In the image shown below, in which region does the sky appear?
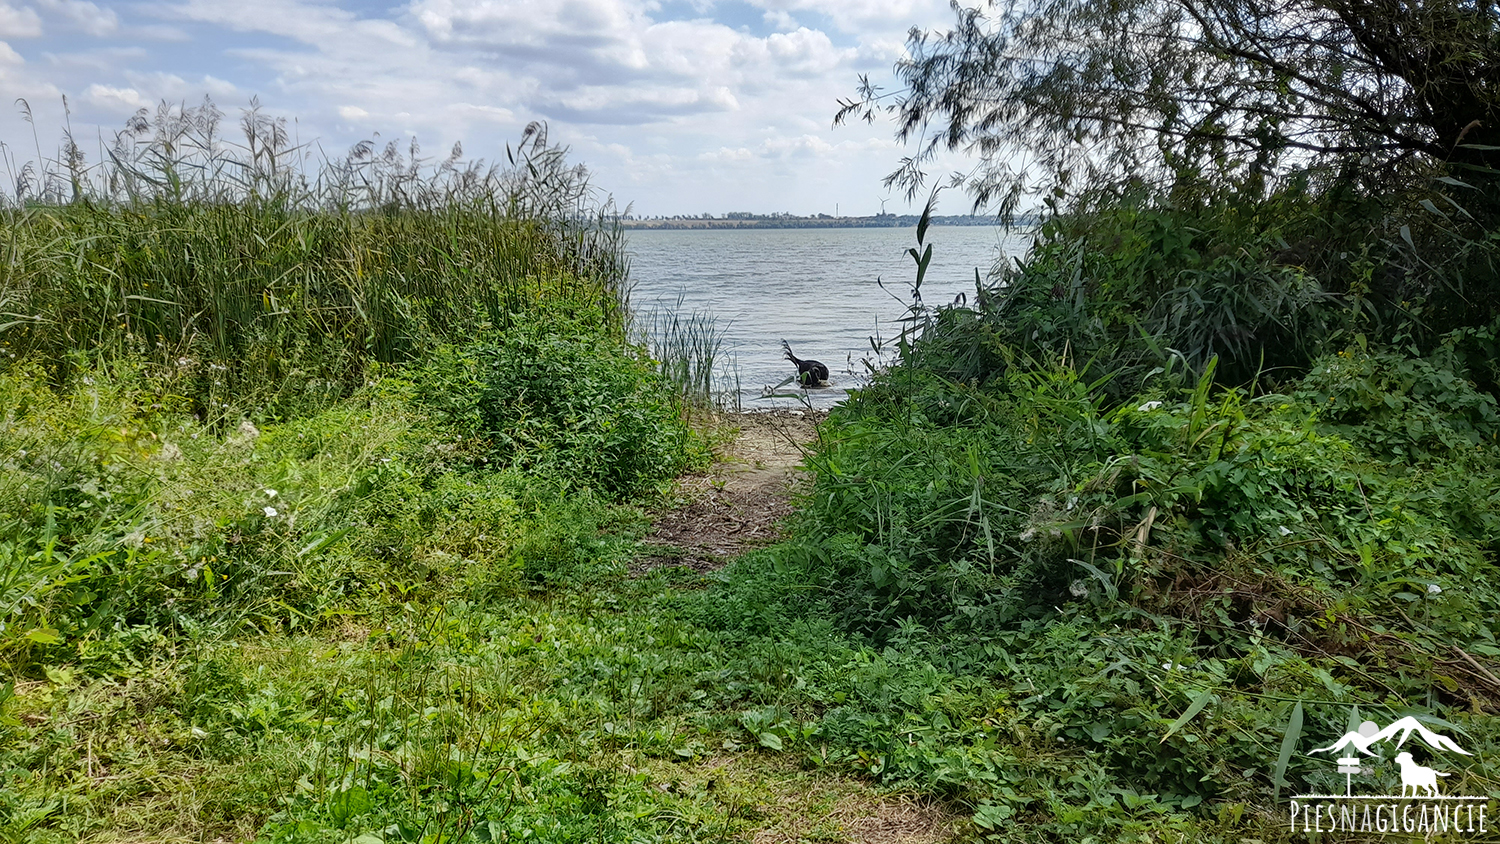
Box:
[0,0,978,217]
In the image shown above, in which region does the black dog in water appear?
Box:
[782,340,830,387]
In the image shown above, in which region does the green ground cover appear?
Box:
[5,101,1500,843]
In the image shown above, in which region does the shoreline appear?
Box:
[620,214,1029,230]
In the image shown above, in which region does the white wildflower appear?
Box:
[1137,401,1163,412]
[264,488,278,498]
[263,506,278,518]
[1427,584,1442,595]
[1277,525,1292,536]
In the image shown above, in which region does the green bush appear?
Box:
[453,310,696,500]
[1293,339,1500,460]
[0,327,678,672]
[901,194,1341,395]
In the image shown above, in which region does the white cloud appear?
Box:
[37,0,117,35]
[764,27,851,75]
[449,102,515,122]
[699,133,896,164]
[0,0,970,215]
[83,83,148,111]
[77,69,240,105]
[131,22,191,40]
[0,2,42,37]
[0,37,60,108]
[699,145,757,163]
[412,0,651,46]
[201,74,237,96]
[123,69,183,89]
[763,8,796,31]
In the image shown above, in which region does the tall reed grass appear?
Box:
[1,98,629,415]
[637,298,740,412]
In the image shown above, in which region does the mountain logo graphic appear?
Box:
[1310,716,1472,762]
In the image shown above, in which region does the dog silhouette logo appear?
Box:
[1394,751,1450,798]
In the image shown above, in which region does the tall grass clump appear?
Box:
[0,99,629,417]
[636,298,739,413]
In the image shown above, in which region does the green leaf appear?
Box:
[1072,558,1119,601]
[1161,688,1215,742]
[328,785,372,826]
[916,193,937,245]
[24,628,60,644]
[758,732,783,751]
[1272,701,1304,801]
[297,527,350,558]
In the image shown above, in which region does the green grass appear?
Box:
[8,99,1500,844]
[689,210,1500,840]
[0,224,920,841]
[2,577,961,843]
[0,349,947,841]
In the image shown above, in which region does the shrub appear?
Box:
[1293,338,1500,461]
[457,309,696,500]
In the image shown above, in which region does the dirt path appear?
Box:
[634,410,959,843]
[634,409,824,575]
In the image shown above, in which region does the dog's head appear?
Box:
[1395,752,1414,764]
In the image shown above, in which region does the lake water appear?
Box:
[626,226,1034,410]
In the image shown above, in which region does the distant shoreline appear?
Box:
[619,214,1031,230]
